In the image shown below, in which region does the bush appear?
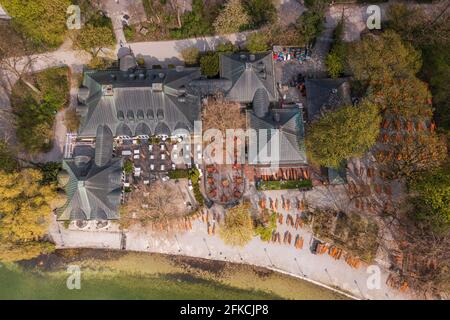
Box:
[257,180,312,191]
[200,52,220,77]
[181,47,200,65]
[326,51,344,78]
[246,32,269,53]
[255,210,277,241]
[168,169,190,179]
[216,41,238,53]
[123,160,133,174]
[170,0,215,39]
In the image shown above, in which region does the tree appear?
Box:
[2,0,70,49]
[243,0,277,29]
[213,0,250,34]
[0,140,18,173]
[120,181,188,230]
[368,77,433,118]
[181,47,200,65]
[0,169,57,262]
[246,32,269,53]
[296,10,324,45]
[326,52,344,79]
[306,100,381,168]
[200,52,220,77]
[73,25,115,58]
[219,202,254,247]
[409,164,450,233]
[202,94,246,134]
[347,30,422,83]
[376,132,447,180]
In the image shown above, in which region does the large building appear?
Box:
[60,50,308,221]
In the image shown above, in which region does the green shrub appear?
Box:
[255,210,277,241]
[257,179,313,190]
[246,32,269,53]
[244,0,277,29]
[168,169,190,179]
[181,47,200,65]
[0,140,18,173]
[123,160,133,174]
[200,52,220,77]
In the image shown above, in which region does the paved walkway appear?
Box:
[49,190,413,301]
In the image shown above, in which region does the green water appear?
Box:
[0,265,280,300]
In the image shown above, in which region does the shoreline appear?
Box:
[11,248,349,300]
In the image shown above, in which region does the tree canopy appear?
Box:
[0,169,57,262]
[243,0,277,29]
[409,164,450,233]
[246,32,270,53]
[219,202,254,247]
[213,0,250,34]
[347,30,422,83]
[306,101,381,168]
[73,25,115,58]
[2,0,70,49]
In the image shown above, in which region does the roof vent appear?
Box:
[273,112,280,123]
[110,74,117,81]
[158,72,165,79]
[240,54,247,61]
[175,65,184,72]
[178,95,186,103]
[331,88,338,94]
[129,73,135,80]
[138,72,145,80]
[245,62,252,69]
[249,54,255,61]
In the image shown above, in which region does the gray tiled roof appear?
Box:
[305,78,351,121]
[77,67,202,137]
[220,52,278,103]
[247,107,307,166]
[57,154,123,220]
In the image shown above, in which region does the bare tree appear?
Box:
[202,94,246,134]
[120,181,188,230]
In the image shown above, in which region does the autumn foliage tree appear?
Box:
[0,169,57,262]
[219,202,254,247]
[213,0,250,34]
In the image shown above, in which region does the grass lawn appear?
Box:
[257,179,313,191]
[10,67,69,154]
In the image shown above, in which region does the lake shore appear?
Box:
[3,249,349,300]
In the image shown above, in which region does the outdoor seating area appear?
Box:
[273,46,310,63]
[115,136,191,189]
[205,164,245,204]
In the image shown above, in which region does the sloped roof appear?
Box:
[78,67,202,137]
[220,52,278,103]
[247,107,307,166]
[57,155,123,220]
[305,78,351,121]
